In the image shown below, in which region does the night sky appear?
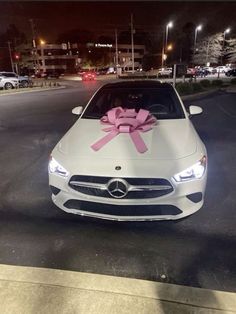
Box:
[1,1,236,42]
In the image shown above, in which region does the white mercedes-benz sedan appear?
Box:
[49,81,207,221]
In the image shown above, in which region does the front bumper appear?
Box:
[49,172,207,221]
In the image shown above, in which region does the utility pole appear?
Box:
[115,29,119,77]
[206,38,210,66]
[130,14,135,73]
[29,18,39,73]
[7,41,14,72]
[161,30,165,68]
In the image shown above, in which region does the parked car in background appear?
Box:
[0,76,19,89]
[187,68,196,76]
[203,66,214,73]
[157,67,172,77]
[0,72,31,87]
[195,68,210,77]
[95,67,109,75]
[215,66,231,73]
[225,68,236,77]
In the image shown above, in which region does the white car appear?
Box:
[157,67,172,77]
[215,66,231,73]
[0,76,19,89]
[49,81,207,221]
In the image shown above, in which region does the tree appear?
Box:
[0,24,27,71]
[178,22,195,64]
[192,33,223,65]
[225,38,236,63]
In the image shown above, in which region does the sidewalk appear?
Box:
[0,264,235,314]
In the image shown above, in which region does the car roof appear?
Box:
[102,80,173,90]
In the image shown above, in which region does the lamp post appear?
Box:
[40,39,46,74]
[193,25,202,65]
[165,22,173,50]
[162,21,173,67]
[221,28,230,65]
[194,25,202,52]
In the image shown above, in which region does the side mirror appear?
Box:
[189,105,203,116]
[72,106,83,116]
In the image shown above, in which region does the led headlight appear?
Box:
[49,157,69,177]
[173,156,206,182]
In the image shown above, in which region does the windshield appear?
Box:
[82,87,185,120]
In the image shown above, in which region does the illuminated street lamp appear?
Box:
[162,21,173,67]
[221,28,231,65]
[223,28,231,41]
[165,21,173,50]
[194,25,202,51]
[39,39,46,73]
[167,44,173,51]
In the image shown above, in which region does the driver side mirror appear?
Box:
[189,105,203,117]
[72,106,83,115]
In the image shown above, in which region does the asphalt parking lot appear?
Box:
[0,82,235,292]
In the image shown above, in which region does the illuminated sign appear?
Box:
[95,43,113,48]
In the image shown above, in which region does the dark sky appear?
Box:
[1,1,236,42]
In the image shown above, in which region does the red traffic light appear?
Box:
[15,54,20,60]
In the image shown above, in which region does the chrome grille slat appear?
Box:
[129,185,171,191]
[70,181,107,190]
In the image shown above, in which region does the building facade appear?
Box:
[18,42,146,74]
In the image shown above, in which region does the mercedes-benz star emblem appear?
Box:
[107,178,129,199]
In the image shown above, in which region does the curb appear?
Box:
[0,86,66,97]
[181,88,220,101]
[0,264,235,313]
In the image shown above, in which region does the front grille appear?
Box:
[69,175,173,199]
[64,200,181,216]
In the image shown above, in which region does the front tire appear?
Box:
[21,80,29,88]
[4,82,13,90]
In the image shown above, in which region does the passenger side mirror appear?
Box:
[72,106,83,116]
[189,105,203,116]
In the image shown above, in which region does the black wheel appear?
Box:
[21,80,29,88]
[4,82,13,90]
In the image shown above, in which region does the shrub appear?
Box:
[231,78,236,85]
[211,79,223,87]
[200,79,211,88]
[176,82,193,95]
[192,82,203,93]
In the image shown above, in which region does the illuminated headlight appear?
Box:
[49,157,69,177]
[173,156,207,182]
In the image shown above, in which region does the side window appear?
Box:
[7,73,17,78]
[5,73,15,77]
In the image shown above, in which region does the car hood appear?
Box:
[57,118,197,160]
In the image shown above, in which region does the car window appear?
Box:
[83,87,185,120]
[1,73,16,78]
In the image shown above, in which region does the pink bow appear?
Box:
[91,107,156,153]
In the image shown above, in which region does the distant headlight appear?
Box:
[49,157,69,177]
[173,156,207,182]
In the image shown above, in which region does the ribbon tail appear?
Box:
[130,131,148,153]
[91,130,119,151]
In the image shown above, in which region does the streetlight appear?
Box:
[39,39,46,73]
[194,25,202,51]
[165,21,173,50]
[221,28,231,65]
[167,44,173,51]
[162,21,173,67]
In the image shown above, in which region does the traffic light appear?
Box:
[14,53,20,60]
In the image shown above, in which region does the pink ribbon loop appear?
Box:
[91,107,157,153]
